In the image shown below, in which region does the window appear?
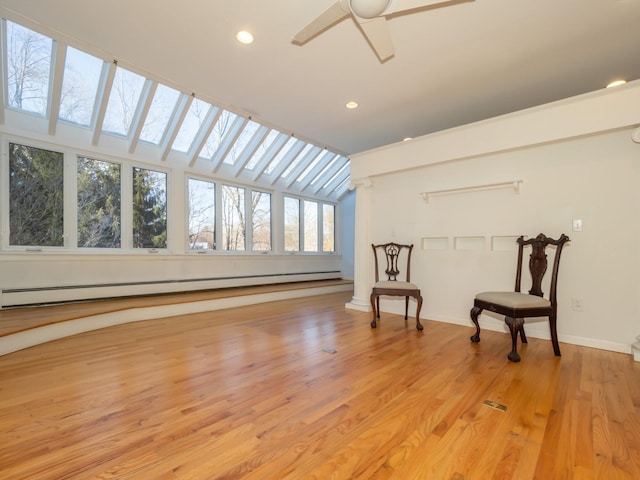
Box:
[223,120,260,165]
[77,157,121,248]
[9,143,64,246]
[172,97,211,153]
[202,110,239,159]
[102,66,146,136]
[245,129,280,170]
[5,21,53,116]
[221,184,245,251]
[132,167,167,248]
[188,178,215,250]
[265,136,297,175]
[251,191,271,251]
[284,197,334,254]
[0,17,349,256]
[60,47,103,126]
[284,197,300,252]
[303,200,318,252]
[323,204,335,252]
[140,84,181,144]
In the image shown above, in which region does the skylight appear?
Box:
[0,15,351,202]
[223,120,260,165]
[245,129,281,170]
[59,47,103,127]
[140,84,181,144]
[172,97,212,152]
[102,66,146,136]
[265,136,298,175]
[5,20,52,116]
[202,110,239,159]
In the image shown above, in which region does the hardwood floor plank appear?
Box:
[1,291,639,479]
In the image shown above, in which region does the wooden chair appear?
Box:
[470,233,570,362]
[370,242,423,330]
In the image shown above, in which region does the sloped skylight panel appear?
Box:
[223,120,260,165]
[245,129,280,170]
[282,143,314,178]
[323,160,349,188]
[297,150,335,183]
[265,136,297,175]
[102,66,145,136]
[201,109,238,158]
[5,20,52,116]
[140,84,181,144]
[59,46,103,127]
[172,97,212,153]
[310,154,341,185]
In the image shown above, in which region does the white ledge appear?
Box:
[420,180,522,203]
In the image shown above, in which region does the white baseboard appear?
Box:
[427,312,633,355]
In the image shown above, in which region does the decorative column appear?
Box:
[345,177,373,312]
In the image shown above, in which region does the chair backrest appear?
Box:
[372,242,414,283]
[514,233,570,305]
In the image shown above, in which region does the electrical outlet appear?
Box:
[572,219,583,232]
[572,297,584,311]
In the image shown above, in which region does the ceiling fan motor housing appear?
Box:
[348,0,393,19]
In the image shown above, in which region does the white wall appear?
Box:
[0,253,343,306]
[349,82,640,354]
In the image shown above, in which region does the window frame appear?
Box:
[283,194,337,255]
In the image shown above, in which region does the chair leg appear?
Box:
[404,296,409,320]
[518,324,528,344]
[376,297,381,319]
[470,307,482,342]
[549,314,561,356]
[370,293,377,328]
[415,294,423,331]
[505,316,523,362]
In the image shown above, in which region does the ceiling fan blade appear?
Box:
[358,16,395,62]
[391,0,474,15]
[292,2,350,44]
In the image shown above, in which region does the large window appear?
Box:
[323,204,335,252]
[5,21,52,116]
[284,196,335,253]
[132,167,167,248]
[303,200,318,252]
[102,66,146,136]
[60,47,103,126]
[77,157,121,248]
[251,191,271,251]
[0,20,342,256]
[221,184,246,251]
[188,178,215,250]
[284,197,300,252]
[9,143,64,246]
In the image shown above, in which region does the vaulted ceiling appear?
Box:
[2,0,639,156]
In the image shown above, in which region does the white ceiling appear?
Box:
[1,0,639,156]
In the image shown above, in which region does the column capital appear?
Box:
[348,177,372,190]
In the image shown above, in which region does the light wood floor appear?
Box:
[0,291,639,479]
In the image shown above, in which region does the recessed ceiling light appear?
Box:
[345,101,358,109]
[606,79,626,88]
[403,137,412,142]
[236,30,254,44]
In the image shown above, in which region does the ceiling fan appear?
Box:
[293,0,473,63]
